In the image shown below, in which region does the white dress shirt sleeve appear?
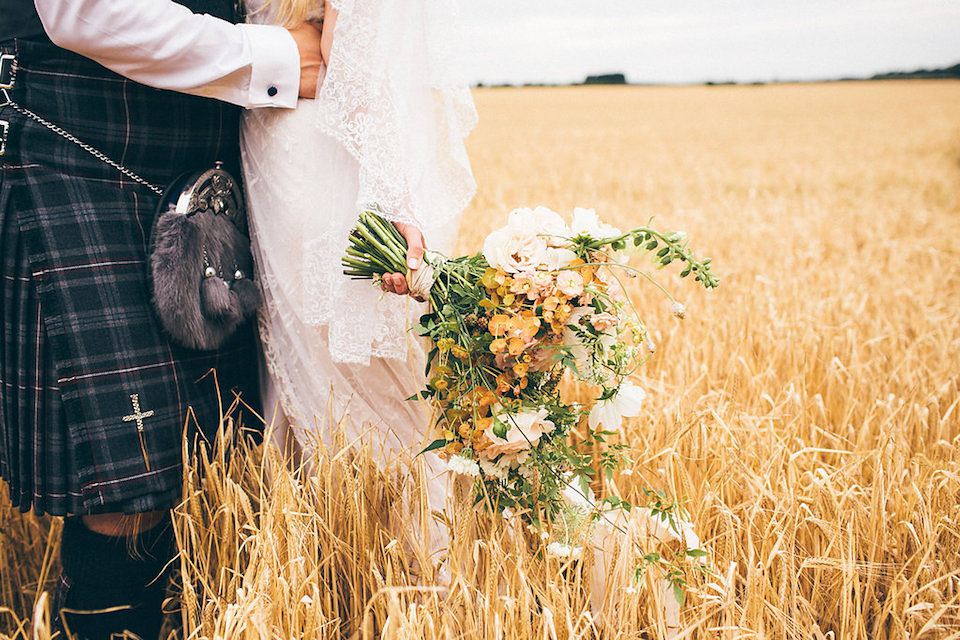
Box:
[34,0,300,109]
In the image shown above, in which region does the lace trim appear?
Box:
[319,0,477,233]
[243,0,475,365]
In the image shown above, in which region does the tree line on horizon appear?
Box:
[474,62,960,88]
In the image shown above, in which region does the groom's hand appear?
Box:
[382,222,426,301]
[287,22,324,98]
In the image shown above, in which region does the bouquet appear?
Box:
[342,206,717,525]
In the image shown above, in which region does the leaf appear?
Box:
[492,415,508,439]
[578,474,591,499]
[672,582,685,606]
[559,354,581,376]
[418,439,447,456]
[424,347,439,376]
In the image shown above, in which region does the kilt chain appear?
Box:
[1,87,164,196]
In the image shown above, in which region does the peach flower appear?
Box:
[555,271,585,298]
[480,407,555,460]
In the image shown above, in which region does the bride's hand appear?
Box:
[382,223,426,301]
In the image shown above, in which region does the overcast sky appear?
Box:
[457,1,960,85]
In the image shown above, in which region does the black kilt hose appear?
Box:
[0,35,260,516]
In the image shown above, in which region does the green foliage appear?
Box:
[341,210,718,528]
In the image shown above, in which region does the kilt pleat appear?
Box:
[1,183,75,514]
[0,37,259,516]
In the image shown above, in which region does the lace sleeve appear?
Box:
[317,0,477,234]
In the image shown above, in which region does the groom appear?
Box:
[0,1,322,638]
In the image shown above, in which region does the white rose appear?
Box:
[482,226,548,274]
[533,206,573,247]
[543,247,578,270]
[485,206,580,274]
[508,206,571,247]
[571,207,621,240]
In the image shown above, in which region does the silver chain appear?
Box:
[1,87,164,196]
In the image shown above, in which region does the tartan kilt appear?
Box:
[0,37,260,516]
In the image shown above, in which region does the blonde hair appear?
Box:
[254,0,316,27]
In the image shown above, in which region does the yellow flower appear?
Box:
[579,264,595,285]
[445,407,468,422]
[508,337,526,356]
[476,388,498,408]
[517,312,541,341]
[488,314,511,337]
[462,387,497,413]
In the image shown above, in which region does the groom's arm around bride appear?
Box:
[35,0,324,105]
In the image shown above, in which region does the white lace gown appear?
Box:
[240,0,476,562]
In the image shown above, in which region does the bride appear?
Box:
[240,0,476,569]
[241,3,697,633]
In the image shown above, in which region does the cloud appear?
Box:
[457,0,960,85]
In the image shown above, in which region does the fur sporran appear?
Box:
[149,164,259,351]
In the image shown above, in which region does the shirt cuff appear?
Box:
[241,23,300,109]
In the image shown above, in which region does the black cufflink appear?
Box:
[267,86,278,97]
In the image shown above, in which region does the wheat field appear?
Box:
[2,80,960,638]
